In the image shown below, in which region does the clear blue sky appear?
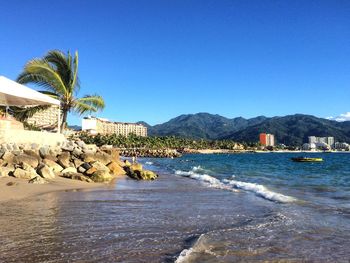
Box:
[1,0,349,125]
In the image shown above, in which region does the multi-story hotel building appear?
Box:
[82,117,147,137]
[259,133,275,146]
[26,105,61,128]
[308,136,334,147]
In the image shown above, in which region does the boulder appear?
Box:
[2,152,15,163]
[124,160,131,167]
[23,150,41,161]
[90,161,109,172]
[83,152,111,165]
[13,168,37,179]
[14,154,39,168]
[141,170,158,180]
[0,167,14,177]
[37,165,55,179]
[72,147,83,157]
[61,172,93,183]
[73,158,83,168]
[78,166,86,173]
[129,163,143,171]
[57,152,72,168]
[81,162,92,170]
[21,162,37,175]
[43,159,64,174]
[28,176,47,184]
[39,146,50,158]
[90,170,113,183]
[85,167,97,175]
[107,161,126,176]
[61,167,77,174]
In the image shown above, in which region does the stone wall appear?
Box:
[0,129,66,146]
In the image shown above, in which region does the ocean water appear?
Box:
[1,153,350,262]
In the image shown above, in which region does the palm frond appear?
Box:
[75,94,105,108]
[10,105,51,122]
[73,95,105,115]
[17,59,67,95]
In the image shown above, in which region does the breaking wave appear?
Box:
[175,167,296,203]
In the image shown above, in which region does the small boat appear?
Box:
[291,157,323,162]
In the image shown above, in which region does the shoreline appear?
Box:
[0,176,115,203]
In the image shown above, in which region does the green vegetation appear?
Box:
[78,133,242,150]
[17,50,105,132]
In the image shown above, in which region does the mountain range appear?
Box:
[140,113,350,145]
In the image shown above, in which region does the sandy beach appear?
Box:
[0,176,114,203]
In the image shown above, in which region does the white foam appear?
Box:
[175,248,193,263]
[222,179,296,203]
[175,169,238,192]
[175,167,296,203]
[145,161,153,165]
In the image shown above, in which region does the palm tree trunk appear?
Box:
[60,109,68,132]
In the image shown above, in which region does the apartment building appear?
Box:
[82,117,147,137]
[259,133,275,146]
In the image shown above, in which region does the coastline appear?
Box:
[0,176,113,203]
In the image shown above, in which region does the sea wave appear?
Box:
[145,161,153,165]
[175,167,296,203]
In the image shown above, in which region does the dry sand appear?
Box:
[0,176,115,203]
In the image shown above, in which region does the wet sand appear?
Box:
[0,176,113,203]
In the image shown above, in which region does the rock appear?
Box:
[43,159,64,174]
[61,167,77,174]
[76,140,86,148]
[2,152,15,163]
[13,168,37,179]
[6,181,17,186]
[39,146,50,158]
[124,160,131,167]
[81,162,92,170]
[72,147,83,157]
[37,165,55,179]
[85,167,97,175]
[82,152,111,165]
[13,154,39,168]
[78,166,86,173]
[107,161,126,176]
[57,152,72,168]
[61,172,93,183]
[141,170,158,180]
[28,176,47,184]
[73,158,83,168]
[116,159,126,167]
[21,162,37,175]
[0,167,14,177]
[82,153,95,163]
[31,143,40,150]
[23,150,41,162]
[62,145,74,152]
[90,161,109,172]
[90,170,113,183]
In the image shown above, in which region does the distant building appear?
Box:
[308,136,335,148]
[26,105,61,129]
[259,133,275,146]
[335,142,350,151]
[82,117,147,137]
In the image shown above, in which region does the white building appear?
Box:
[82,117,147,137]
[308,136,335,148]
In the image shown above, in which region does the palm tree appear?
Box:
[17,50,105,132]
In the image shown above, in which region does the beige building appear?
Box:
[26,105,61,129]
[82,117,147,137]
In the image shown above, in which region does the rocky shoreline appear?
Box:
[0,140,158,185]
[118,148,181,158]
